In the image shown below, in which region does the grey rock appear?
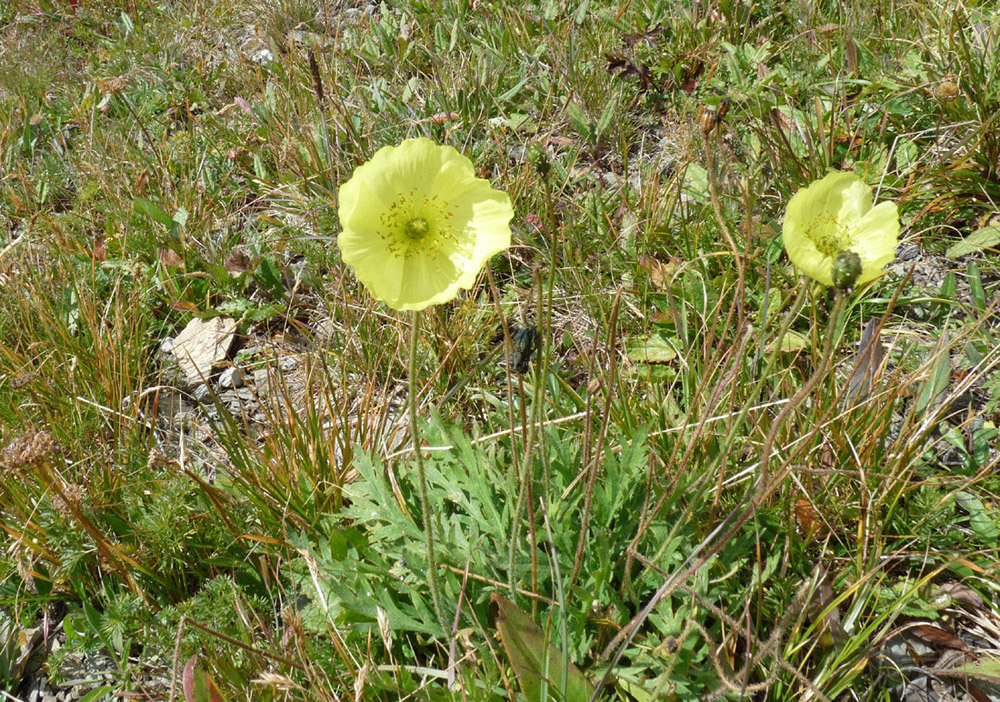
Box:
[253,368,273,397]
[192,383,213,402]
[172,316,238,387]
[218,366,244,389]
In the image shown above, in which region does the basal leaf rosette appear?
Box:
[337,137,513,311]
[783,171,899,287]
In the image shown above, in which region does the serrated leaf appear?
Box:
[945,225,1000,259]
[493,594,594,702]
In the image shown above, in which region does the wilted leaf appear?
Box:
[845,318,885,403]
[907,624,971,652]
[224,248,252,275]
[493,594,594,702]
[160,247,184,269]
[793,497,822,540]
[183,655,225,702]
[637,256,677,291]
[428,111,460,124]
[915,332,951,416]
[940,581,985,609]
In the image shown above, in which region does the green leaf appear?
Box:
[955,491,999,544]
[626,334,679,363]
[915,332,951,416]
[78,687,117,702]
[134,198,175,228]
[945,225,1000,259]
[968,261,986,311]
[566,102,590,137]
[767,329,810,353]
[493,594,595,702]
[254,256,285,300]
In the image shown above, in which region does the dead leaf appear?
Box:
[940,581,985,609]
[427,111,461,124]
[794,497,822,540]
[637,256,677,291]
[907,624,971,653]
[224,248,252,275]
[160,247,184,269]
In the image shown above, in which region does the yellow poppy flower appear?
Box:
[337,137,513,311]
[782,171,899,287]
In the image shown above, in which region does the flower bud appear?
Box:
[832,249,862,291]
[527,143,550,178]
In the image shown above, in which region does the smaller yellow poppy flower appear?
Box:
[337,137,513,311]
[783,171,899,287]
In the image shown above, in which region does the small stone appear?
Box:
[253,368,273,397]
[250,48,274,65]
[191,383,213,402]
[171,317,238,387]
[218,367,244,389]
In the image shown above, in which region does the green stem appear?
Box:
[409,311,445,632]
[507,269,546,596]
[508,173,560,597]
[594,285,848,694]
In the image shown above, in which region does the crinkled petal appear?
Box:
[783,181,835,284]
[829,173,873,227]
[851,201,899,284]
[783,171,897,286]
[398,250,463,311]
[336,138,513,310]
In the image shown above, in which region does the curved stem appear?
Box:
[409,311,445,632]
[593,286,848,698]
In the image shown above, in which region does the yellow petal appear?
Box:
[337,138,513,311]
[852,201,899,284]
[782,171,898,287]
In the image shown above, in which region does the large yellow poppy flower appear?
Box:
[783,171,899,287]
[337,138,513,311]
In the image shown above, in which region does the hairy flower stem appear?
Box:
[409,311,445,632]
[508,173,560,599]
[593,286,848,697]
[507,266,546,598]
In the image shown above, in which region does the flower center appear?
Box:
[808,214,851,257]
[403,217,430,241]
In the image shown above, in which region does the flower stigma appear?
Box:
[404,216,430,241]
